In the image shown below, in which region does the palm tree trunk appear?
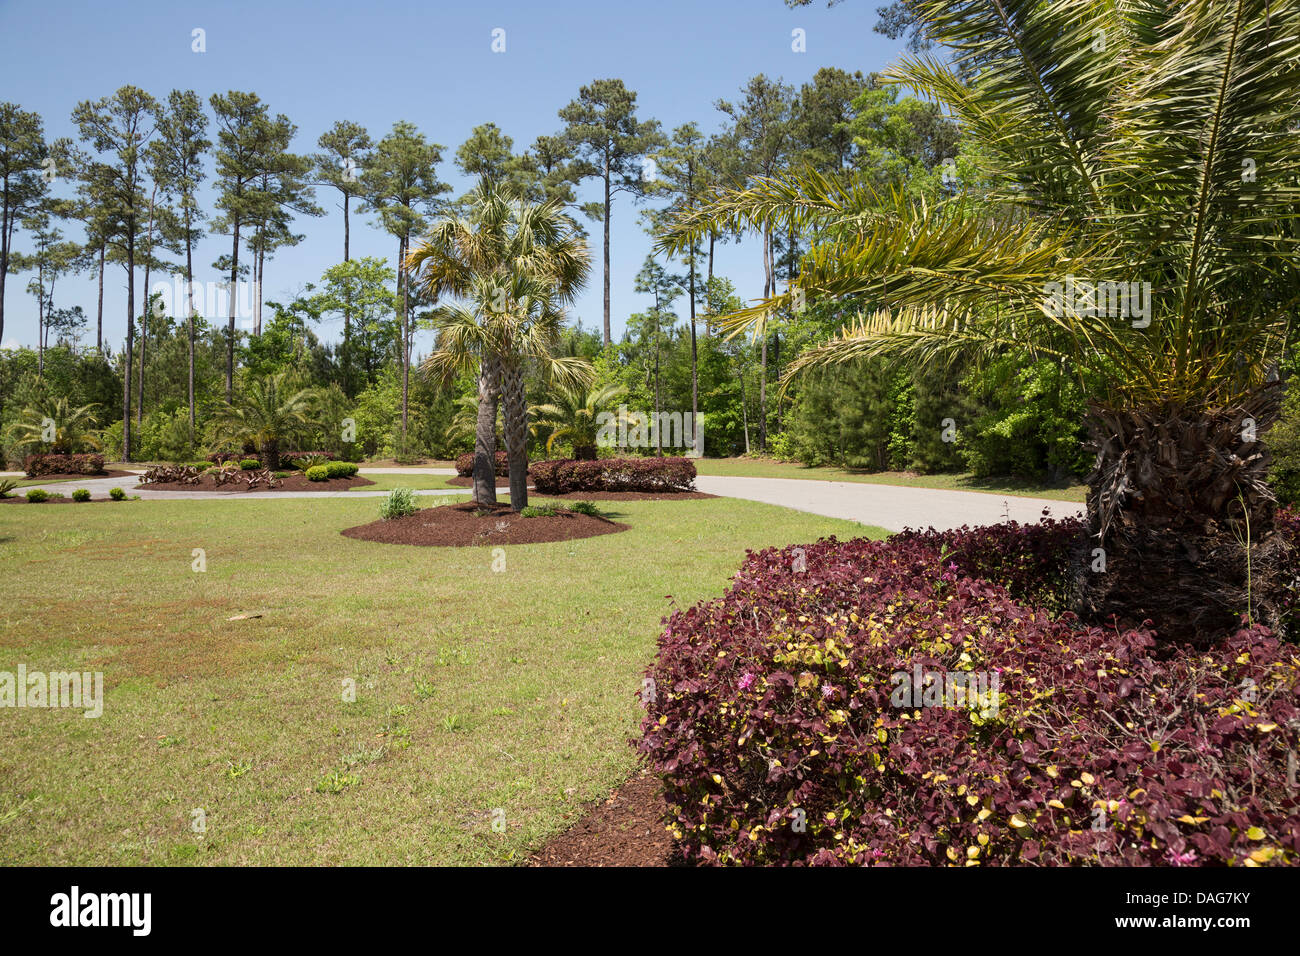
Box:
[501,360,530,511]
[473,353,502,505]
[1071,389,1291,643]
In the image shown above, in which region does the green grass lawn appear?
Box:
[0,495,882,865]
[694,457,1088,503]
[351,472,461,492]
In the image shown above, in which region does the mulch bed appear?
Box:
[19,469,134,481]
[527,769,684,867]
[140,473,374,493]
[340,501,629,547]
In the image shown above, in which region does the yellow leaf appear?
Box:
[1046,765,1059,778]
[1009,814,1028,829]
[1048,800,1066,810]
[1081,772,1095,785]
[1249,847,1276,863]
[1246,826,1266,840]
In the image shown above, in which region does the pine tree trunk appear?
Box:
[226,222,240,402]
[1070,388,1292,643]
[186,232,195,443]
[473,353,502,505]
[124,234,135,462]
[96,242,105,354]
[602,164,612,348]
[501,361,529,511]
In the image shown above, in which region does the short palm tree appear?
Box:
[535,382,627,459]
[663,0,1300,640]
[208,372,317,470]
[6,396,102,454]
[407,178,592,508]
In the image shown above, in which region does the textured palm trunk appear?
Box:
[1070,387,1291,644]
[501,361,529,512]
[473,353,502,505]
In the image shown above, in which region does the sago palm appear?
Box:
[6,396,102,454]
[408,178,592,508]
[535,381,628,459]
[209,372,318,470]
[662,0,1300,641]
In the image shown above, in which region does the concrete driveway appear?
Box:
[694,475,1084,533]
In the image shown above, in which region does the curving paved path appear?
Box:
[694,475,1083,533]
[5,467,1084,531]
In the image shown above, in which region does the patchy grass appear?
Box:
[694,457,1087,503]
[0,494,882,865]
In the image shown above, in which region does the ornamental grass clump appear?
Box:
[378,487,417,520]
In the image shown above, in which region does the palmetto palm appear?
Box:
[662,0,1300,640]
[208,372,318,470]
[6,396,102,454]
[408,178,592,508]
[535,382,628,459]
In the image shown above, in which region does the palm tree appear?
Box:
[535,382,627,459]
[662,0,1300,641]
[407,178,592,508]
[6,397,102,454]
[209,372,317,470]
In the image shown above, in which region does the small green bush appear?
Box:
[72,489,91,502]
[109,487,126,501]
[520,502,559,518]
[273,471,289,480]
[378,487,418,520]
[25,489,49,502]
[566,500,601,516]
[239,458,261,470]
[326,461,358,479]
[305,465,330,482]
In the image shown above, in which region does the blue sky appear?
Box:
[0,0,907,352]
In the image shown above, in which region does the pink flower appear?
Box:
[738,673,755,690]
[1165,847,1198,867]
[821,682,834,697]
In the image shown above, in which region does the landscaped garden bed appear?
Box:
[141,471,374,492]
[636,515,1300,867]
[341,501,628,547]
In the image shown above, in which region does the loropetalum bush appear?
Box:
[455,451,509,477]
[24,453,106,477]
[638,526,1300,867]
[531,457,696,494]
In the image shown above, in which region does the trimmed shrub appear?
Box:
[638,525,1300,867]
[239,458,261,470]
[455,451,509,477]
[24,453,106,477]
[72,489,91,502]
[531,457,696,494]
[109,487,126,501]
[25,489,49,502]
[326,461,358,479]
[305,465,330,482]
[378,487,418,520]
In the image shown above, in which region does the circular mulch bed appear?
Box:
[526,769,684,867]
[340,501,628,547]
[140,473,374,493]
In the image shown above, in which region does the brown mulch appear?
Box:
[18,469,134,481]
[140,473,374,493]
[527,769,684,867]
[340,501,629,547]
